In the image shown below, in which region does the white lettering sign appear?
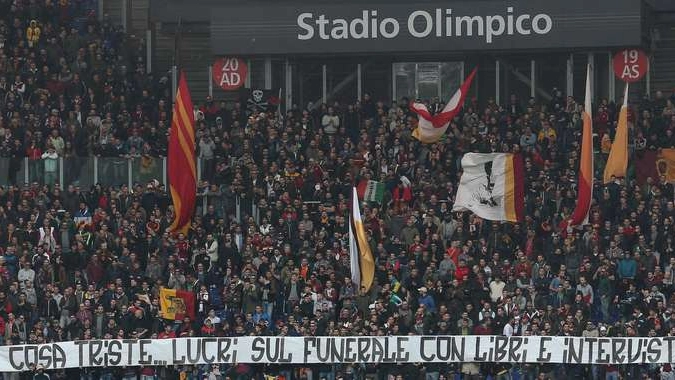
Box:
[296,8,553,42]
[0,336,673,372]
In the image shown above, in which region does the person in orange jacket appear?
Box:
[26,20,40,48]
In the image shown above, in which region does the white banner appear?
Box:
[1,336,674,372]
[453,153,513,221]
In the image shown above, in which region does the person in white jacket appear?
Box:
[41,147,59,186]
[205,234,219,264]
[489,275,506,302]
[321,107,339,134]
[38,218,57,254]
[17,262,35,290]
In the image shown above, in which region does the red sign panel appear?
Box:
[213,57,248,91]
[613,49,649,83]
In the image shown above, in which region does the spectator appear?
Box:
[0,3,674,379]
[41,146,59,186]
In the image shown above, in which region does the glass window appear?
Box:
[537,53,568,102]
[476,62,497,108]
[64,157,95,188]
[393,62,462,103]
[595,52,610,102]
[0,158,25,186]
[393,63,416,101]
[272,60,285,98]
[249,58,266,90]
[326,60,358,106]
[362,60,392,104]
[417,63,441,100]
[297,61,323,110]
[440,62,463,102]
[572,53,590,101]
[500,57,532,106]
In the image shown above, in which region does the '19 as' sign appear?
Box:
[213,57,248,91]
[613,49,648,83]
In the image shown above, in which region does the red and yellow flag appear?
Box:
[560,65,594,231]
[159,287,196,320]
[168,72,196,235]
[603,83,629,183]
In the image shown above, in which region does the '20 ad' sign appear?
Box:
[613,49,648,83]
[213,57,248,90]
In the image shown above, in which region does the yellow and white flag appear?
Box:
[452,153,525,222]
[603,83,629,183]
[349,187,375,292]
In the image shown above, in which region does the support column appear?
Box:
[322,64,327,104]
[608,52,616,102]
[235,195,241,223]
[146,30,152,74]
[162,157,167,186]
[530,59,536,99]
[437,63,442,98]
[357,63,362,101]
[127,159,133,188]
[566,54,574,97]
[245,59,251,88]
[23,157,28,183]
[392,64,397,101]
[646,62,651,98]
[171,66,177,105]
[93,157,99,184]
[208,65,213,97]
[495,60,501,105]
[97,0,104,21]
[285,59,292,110]
[414,63,419,99]
[587,53,595,101]
[59,158,64,187]
[264,57,272,90]
[121,0,127,32]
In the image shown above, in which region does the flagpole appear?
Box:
[174,16,182,70]
[278,88,284,129]
[171,17,182,107]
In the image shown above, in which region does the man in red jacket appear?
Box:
[158,323,176,339]
[455,259,470,284]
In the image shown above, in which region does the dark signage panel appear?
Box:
[210,0,641,55]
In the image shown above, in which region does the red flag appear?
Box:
[559,65,593,231]
[356,179,368,199]
[635,150,658,185]
[168,72,196,235]
[410,68,477,143]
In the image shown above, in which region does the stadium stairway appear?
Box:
[129,0,150,37]
[153,22,211,103]
[102,0,124,29]
[651,25,675,95]
[101,0,214,102]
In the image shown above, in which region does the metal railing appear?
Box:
[0,157,171,188]
[0,157,251,221]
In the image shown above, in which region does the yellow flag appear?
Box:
[603,84,629,183]
[349,187,375,292]
[159,287,195,320]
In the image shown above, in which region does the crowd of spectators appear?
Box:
[2,1,675,380]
